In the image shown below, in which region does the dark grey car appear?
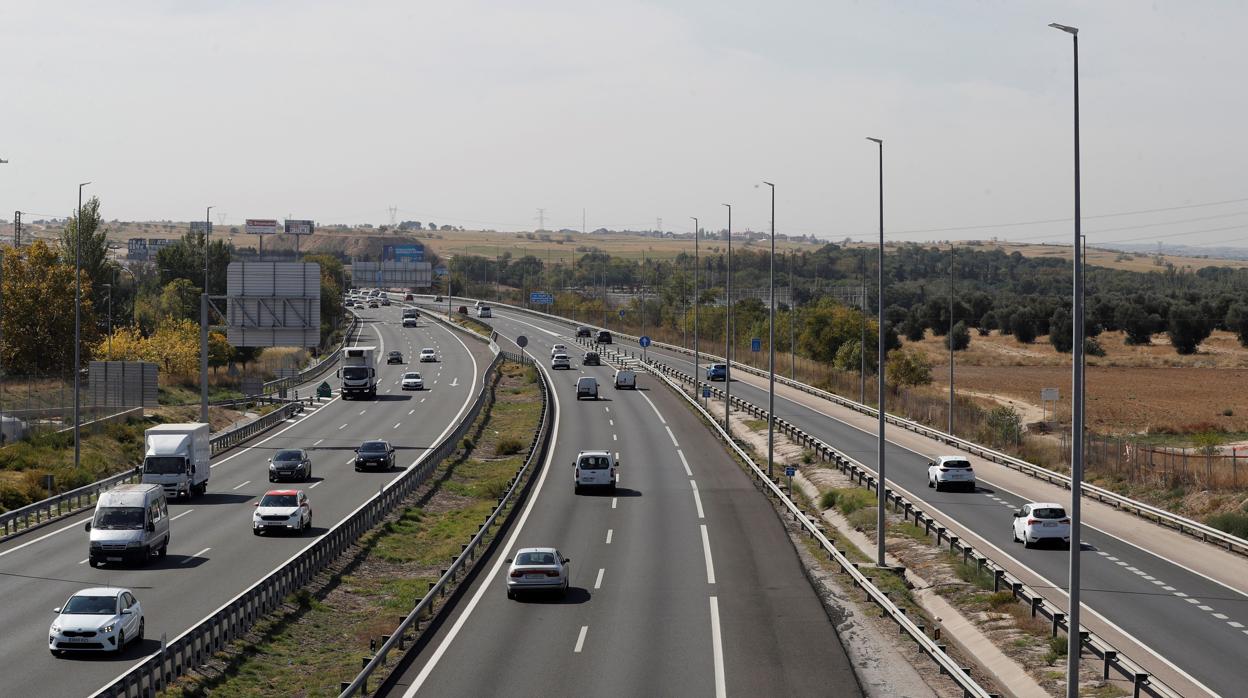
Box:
[354,441,396,471]
[269,449,311,482]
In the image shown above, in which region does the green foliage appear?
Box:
[1166,301,1212,354]
[1010,307,1037,344]
[1226,303,1248,348]
[1084,336,1106,356]
[1206,511,1248,538]
[57,196,115,313]
[986,406,1023,447]
[821,487,875,515]
[1,240,97,373]
[945,320,971,351]
[1045,635,1068,665]
[885,347,933,391]
[495,436,524,456]
[1049,307,1073,353]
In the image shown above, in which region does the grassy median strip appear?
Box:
[166,360,542,697]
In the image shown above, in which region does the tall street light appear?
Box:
[201,206,213,424]
[1050,21,1084,698]
[102,284,113,355]
[74,181,91,472]
[949,245,955,435]
[762,181,776,479]
[866,137,887,567]
[690,216,699,400]
[722,203,732,431]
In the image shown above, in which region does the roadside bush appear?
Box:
[1044,635,1068,666]
[495,436,525,456]
[985,406,1023,448]
[987,591,1017,610]
[819,490,837,510]
[1084,336,1106,357]
[1206,512,1248,539]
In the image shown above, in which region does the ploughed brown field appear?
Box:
[913,330,1248,434]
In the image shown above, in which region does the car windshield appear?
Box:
[516,551,557,565]
[942,460,971,469]
[404,373,421,380]
[274,450,302,462]
[360,442,388,453]
[143,456,185,474]
[579,456,610,470]
[421,349,434,354]
[259,494,298,507]
[93,506,145,530]
[586,353,597,359]
[389,352,401,357]
[343,366,370,380]
[63,595,116,615]
[1032,507,1067,520]
[554,355,568,360]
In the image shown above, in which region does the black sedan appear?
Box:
[354,441,396,471]
[387,351,404,364]
[583,351,600,366]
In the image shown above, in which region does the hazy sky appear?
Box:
[4,1,1248,248]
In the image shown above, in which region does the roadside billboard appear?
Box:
[245,219,279,235]
[284,219,315,235]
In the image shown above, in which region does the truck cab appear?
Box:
[338,345,378,399]
[141,423,210,500]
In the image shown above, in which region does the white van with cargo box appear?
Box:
[85,483,170,567]
[141,423,210,500]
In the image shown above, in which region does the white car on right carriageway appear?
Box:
[926,455,976,492]
[1012,502,1071,549]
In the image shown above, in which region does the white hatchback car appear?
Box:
[551,343,568,357]
[1012,502,1071,548]
[401,371,424,390]
[927,456,976,492]
[419,348,438,362]
[551,354,571,370]
[49,587,143,656]
[505,547,571,599]
[252,489,312,535]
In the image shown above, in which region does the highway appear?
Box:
[386,305,861,697]
[0,303,491,697]
[478,304,1248,698]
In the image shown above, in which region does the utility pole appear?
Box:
[789,251,795,381]
[866,136,887,567]
[201,206,213,424]
[74,182,91,472]
[860,249,867,404]
[723,203,732,431]
[949,245,955,435]
[762,182,776,479]
[691,217,700,400]
[536,208,546,232]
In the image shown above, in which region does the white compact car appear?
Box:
[419,348,438,362]
[505,547,571,599]
[49,587,143,656]
[252,489,312,535]
[574,449,618,494]
[1012,502,1071,548]
[551,343,568,358]
[401,371,424,390]
[927,456,976,492]
[551,354,571,370]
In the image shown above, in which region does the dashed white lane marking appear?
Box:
[605,529,613,544]
[394,423,402,429]
[78,558,88,564]
[345,457,355,465]
[574,625,588,653]
[185,547,211,563]
[1185,598,1201,604]
[309,481,322,489]
[594,568,604,590]
[700,524,716,584]
[339,423,348,430]
[613,434,617,441]
[1229,621,1244,628]
[1175,592,1188,597]
[359,409,367,415]
[1162,586,1176,591]
[170,510,193,522]
[312,439,324,446]
[409,409,415,415]
[691,480,705,519]
[421,398,427,403]
[710,597,726,698]
[611,498,617,509]
[232,480,250,491]
[665,426,679,448]
[1212,613,1229,620]
[609,419,614,426]
[604,407,610,413]
[677,450,692,477]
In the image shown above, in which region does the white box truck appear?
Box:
[339,345,378,399]
[141,423,211,500]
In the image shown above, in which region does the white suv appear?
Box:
[1012,502,1071,549]
[574,450,617,494]
[551,343,568,357]
[927,456,976,492]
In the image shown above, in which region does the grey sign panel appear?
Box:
[226,262,322,348]
[189,221,212,235]
[284,219,315,235]
[350,260,432,287]
[88,361,159,408]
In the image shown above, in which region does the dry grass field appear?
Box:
[911,329,1248,435]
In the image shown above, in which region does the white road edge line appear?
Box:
[638,390,666,424]
[677,449,692,477]
[700,524,716,584]
[574,625,588,653]
[664,425,679,448]
[710,596,726,698]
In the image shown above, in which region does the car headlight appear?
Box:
[269,463,277,470]
[101,624,115,633]
[127,540,143,548]
[50,624,60,634]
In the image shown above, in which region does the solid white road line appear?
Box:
[574,625,589,653]
[691,480,705,519]
[677,449,692,477]
[710,597,726,698]
[605,529,613,544]
[232,480,250,491]
[665,425,680,448]
[700,524,716,584]
[594,568,604,590]
[638,390,667,424]
[185,547,211,563]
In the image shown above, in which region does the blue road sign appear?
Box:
[618,309,626,319]
[639,336,652,348]
[751,338,762,352]
[785,466,796,477]
[530,292,554,305]
[702,386,711,398]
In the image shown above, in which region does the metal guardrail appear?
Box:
[489,299,1248,558]
[340,349,550,696]
[647,356,1182,698]
[0,400,304,541]
[89,352,510,698]
[635,347,994,698]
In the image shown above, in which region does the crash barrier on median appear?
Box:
[341,349,552,696]
[491,298,1248,558]
[0,400,305,542]
[648,357,1183,698]
[637,352,997,698]
[89,352,510,698]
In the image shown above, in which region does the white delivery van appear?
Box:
[576,376,598,400]
[574,450,618,494]
[141,423,210,500]
[85,483,170,567]
[613,369,636,390]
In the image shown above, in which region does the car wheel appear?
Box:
[1011,528,1018,543]
[609,482,617,494]
[560,581,569,598]
[506,589,515,600]
[1022,537,1033,549]
[137,619,144,642]
[927,476,934,488]
[269,475,275,482]
[115,631,126,654]
[574,484,582,495]
[934,481,943,492]
[253,528,261,536]
[89,557,100,568]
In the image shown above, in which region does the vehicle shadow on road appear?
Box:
[580,487,642,498]
[190,493,255,506]
[147,553,211,569]
[56,637,163,661]
[513,587,591,605]
[370,394,414,402]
